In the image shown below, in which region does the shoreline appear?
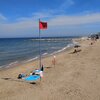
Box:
[0,38,76,71]
[0,43,74,72]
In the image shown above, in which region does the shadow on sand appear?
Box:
[1,77,36,84]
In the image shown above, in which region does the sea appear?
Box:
[0,37,79,69]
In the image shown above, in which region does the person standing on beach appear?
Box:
[52,55,56,67]
[40,64,44,71]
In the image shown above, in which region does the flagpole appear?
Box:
[39,19,41,68]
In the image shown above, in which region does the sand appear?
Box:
[0,38,100,100]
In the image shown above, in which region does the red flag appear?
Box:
[39,21,47,29]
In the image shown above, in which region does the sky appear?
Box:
[0,0,100,37]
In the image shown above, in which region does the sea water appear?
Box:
[0,37,77,68]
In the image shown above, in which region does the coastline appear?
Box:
[1,37,100,100]
[0,38,75,71]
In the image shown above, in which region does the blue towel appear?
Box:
[24,75,40,81]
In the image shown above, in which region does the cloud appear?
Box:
[30,0,75,18]
[11,12,100,27]
[17,11,53,22]
[0,17,38,37]
[0,13,7,21]
[0,14,6,20]
[60,0,75,10]
[48,13,100,26]
[0,12,100,37]
[17,17,34,21]
[32,12,52,19]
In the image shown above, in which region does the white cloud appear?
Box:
[0,13,7,21]
[60,0,75,10]
[0,18,38,37]
[0,12,100,37]
[17,17,34,21]
[30,0,75,19]
[32,12,52,19]
[48,13,100,26]
[17,11,52,22]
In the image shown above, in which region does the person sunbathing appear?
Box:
[17,73,26,79]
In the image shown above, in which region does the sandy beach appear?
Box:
[0,38,100,100]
